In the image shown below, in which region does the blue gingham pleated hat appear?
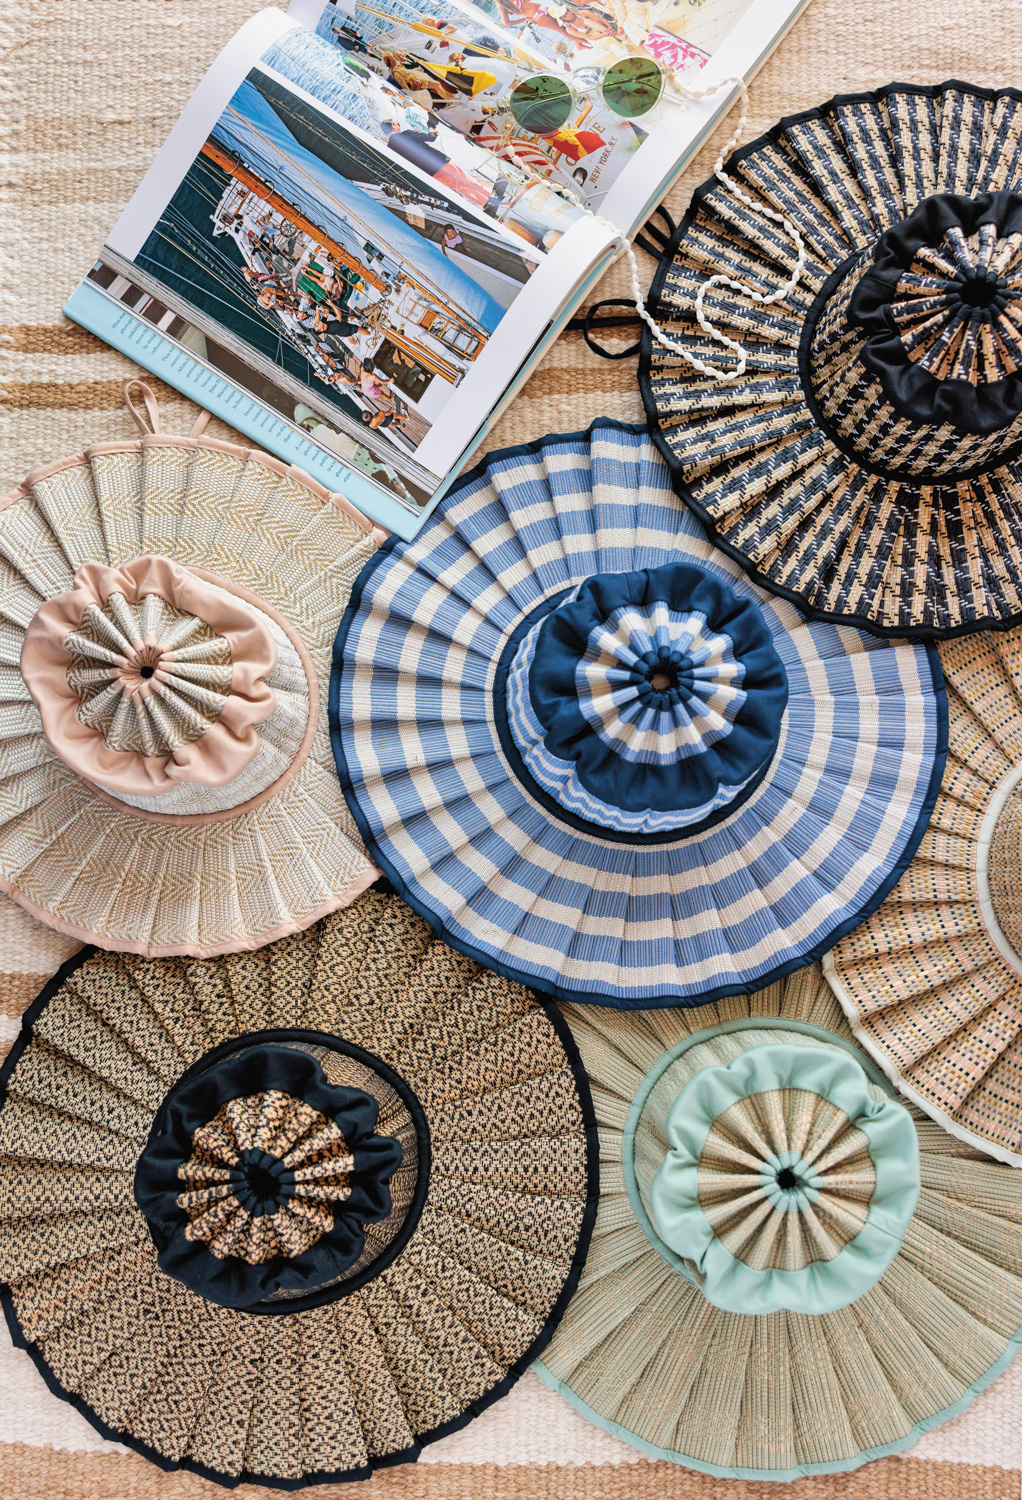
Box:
[330,422,948,1008]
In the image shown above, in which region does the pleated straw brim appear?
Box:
[0,887,597,1488]
[826,622,1022,1165]
[0,428,383,956]
[535,966,1022,1480]
[332,420,946,1009]
[640,80,1022,639]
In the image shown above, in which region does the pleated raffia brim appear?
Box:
[332,420,946,1009]
[640,80,1022,639]
[0,425,383,956]
[0,887,597,1488]
[826,623,1022,1165]
[534,966,1022,1480]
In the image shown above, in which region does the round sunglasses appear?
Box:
[506,56,665,136]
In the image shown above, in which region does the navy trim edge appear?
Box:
[329,424,949,1010]
[0,948,600,1490]
[637,78,1022,644]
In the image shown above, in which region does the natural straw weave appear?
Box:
[5,0,1022,1493]
[0,427,380,956]
[826,623,1022,1166]
[537,966,1022,1478]
[640,80,1022,640]
[0,888,596,1488]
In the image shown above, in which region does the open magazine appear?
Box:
[64,0,811,538]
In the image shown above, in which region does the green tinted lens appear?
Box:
[508,75,573,136]
[602,56,664,118]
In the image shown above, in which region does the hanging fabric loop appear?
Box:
[124,380,162,435]
[634,205,677,260]
[125,379,212,439]
[567,209,672,358]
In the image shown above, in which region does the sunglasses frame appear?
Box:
[505,55,668,137]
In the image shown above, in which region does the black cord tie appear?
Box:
[566,207,676,358]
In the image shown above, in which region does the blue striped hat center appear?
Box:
[573,603,748,766]
[505,563,789,836]
[634,646,698,708]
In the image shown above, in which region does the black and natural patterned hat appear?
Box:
[640,81,1022,640]
[0,887,596,1488]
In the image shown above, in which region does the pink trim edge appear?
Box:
[70,565,322,827]
[2,438,338,824]
[0,864,382,959]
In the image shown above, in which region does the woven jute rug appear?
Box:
[3,1,1022,1495]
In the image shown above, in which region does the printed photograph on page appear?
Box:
[96,7,607,519]
[469,0,758,73]
[290,0,757,211]
[267,25,584,245]
[131,70,547,469]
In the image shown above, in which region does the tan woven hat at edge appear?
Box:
[826,622,1022,1165]
[536,965,1022,1480]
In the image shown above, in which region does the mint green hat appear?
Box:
[648,1039,919,1318]
[535,968,1022,1481]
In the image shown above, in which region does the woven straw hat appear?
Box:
[825,622,1022,1165]
[332,420,946,1009]
[535,966,1022,1480]
[0,384,382,956]
[0,887,595,1488]
[641,80,1022,640]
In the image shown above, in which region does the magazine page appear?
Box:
[289,0,812,234]
[262,23,589,250]
[287,0,648,214]
[73,7,614,528]
[592,0,815,231]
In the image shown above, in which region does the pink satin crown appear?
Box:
[21,555,277,798]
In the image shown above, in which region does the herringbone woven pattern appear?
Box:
[0,439,380,955]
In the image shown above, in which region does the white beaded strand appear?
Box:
[500,74,807,382]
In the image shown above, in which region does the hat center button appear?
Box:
[636,647,694,708]
[235,1150,290,1214]
[956,270,1007,311]
[505,562,789,836]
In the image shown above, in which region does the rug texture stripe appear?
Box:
[0,1450,1019,1500]
[3,0,1022,1492]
